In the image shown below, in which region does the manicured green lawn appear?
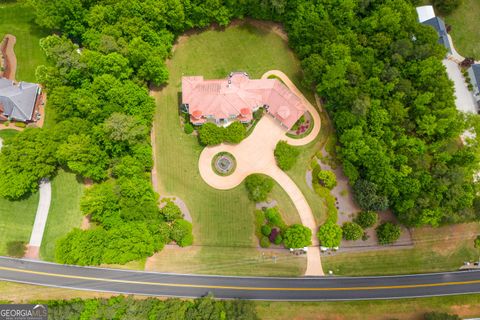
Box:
[0,192,38,256]
[269,182,301,226]
[322,223,480,276]
[0,2,48,82]
[40,169,84,261]
[444,0,480,59]
[151,22,317,275]
[0,129,19,140]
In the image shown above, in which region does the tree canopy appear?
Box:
[317,221,343,248]
[274,141,300,171]
[283,224,312,249]
[245,174,274,202]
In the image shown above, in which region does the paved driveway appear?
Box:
[198,71,324,276]
[442,59,477,114]
[25,179,52,259]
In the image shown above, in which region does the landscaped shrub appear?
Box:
[184,123,194,134]
[283,224,312,249]
[261,224,272,236]
[355,211,378,229]
[317,170,337,189]
[313,184,338,223]
[269,228,280,242]
[3,120,9,126]
[6,241,25,257]
[342,222,363,241]
[291,115,305,131]
[353,180,389,212]
[376,222,401,245]
[245,174,274,202]
[14,122,26,128]
[224,121,246,144]
[177,233,193,247]
[254,210,265,239]
[274,234,283,245]
[198,122,246,145]
[170,219,193,247]
[274,141,300,171]
[157,222,172,244]
[260,236,271,248]
[198,122,224,145]
[253,108,263,120]
[265,207,287,230]
[160,201,183,222]
[317,221,342,248]
[475,235,480,249]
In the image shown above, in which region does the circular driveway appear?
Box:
[198,71,324,276]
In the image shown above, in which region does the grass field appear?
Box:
[257,294,480,320]
[0,129,19,140]
[0,2,48,82]
[40,170,84,261]
[0,192,38,256]
[151,22,320,275]
[322,223,480,276]
[444,0,480,59]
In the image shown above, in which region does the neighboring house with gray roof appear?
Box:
[416,5,451,54]
[468,64,480,109]
[0,78,40,122]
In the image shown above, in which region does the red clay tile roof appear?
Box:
[182,73,306,129]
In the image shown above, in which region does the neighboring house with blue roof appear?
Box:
[416,5,452,54]
[0,78,41,122]
[467,64,480,108]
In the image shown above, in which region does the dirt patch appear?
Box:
[145,245,201,273]
[0,34,17,81]
[80,214,91,230]
[450,304,480,318]
[418,223,479,255]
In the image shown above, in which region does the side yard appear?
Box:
[40,169,84,261]
[444,0,480,59]
[0,193,38,256]
[0,2,48,81]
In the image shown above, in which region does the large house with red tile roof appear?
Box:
[181,72,306,129]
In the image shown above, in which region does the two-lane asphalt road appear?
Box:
[0,257,479,300]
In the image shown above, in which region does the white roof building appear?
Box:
[416,5,436,23]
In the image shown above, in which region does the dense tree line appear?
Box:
[287,0,480,226]
[41,295,258,320]
[10,0,478,271]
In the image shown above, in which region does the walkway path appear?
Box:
[198,70,323,276]
[24,179,51,260]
